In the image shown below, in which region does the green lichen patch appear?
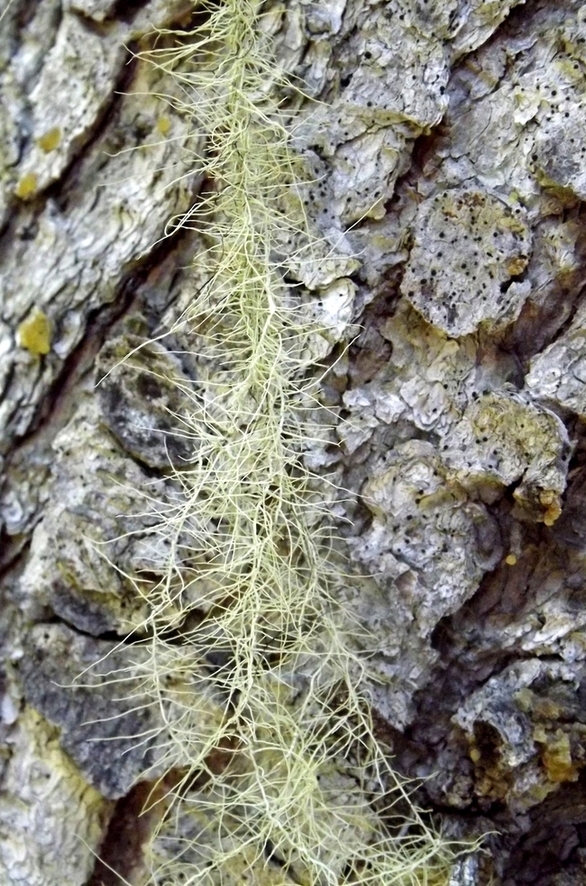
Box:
[441,392,570,524]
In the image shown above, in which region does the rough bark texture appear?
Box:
[2,0,586,884]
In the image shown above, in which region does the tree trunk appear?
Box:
[1,1,586,884]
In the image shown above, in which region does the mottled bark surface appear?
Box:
[2,0,586,883]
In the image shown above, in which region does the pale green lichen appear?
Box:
[97,2,460,883]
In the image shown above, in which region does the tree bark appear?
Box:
[1,1,586,884]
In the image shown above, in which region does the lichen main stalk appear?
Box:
[104,2,455,883]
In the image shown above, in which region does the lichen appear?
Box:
[17,308,52,355]
[401,189,532,336]
[87,2,457,882]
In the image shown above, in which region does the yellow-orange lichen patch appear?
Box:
[17,309,52,355]
[15,171,39,200]
[157,116,171,136]
[37,127,62,153]
[535,727,579,783]
[540,489,562,526]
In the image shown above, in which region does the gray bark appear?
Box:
[1,1,586,884]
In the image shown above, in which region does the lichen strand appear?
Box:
[99,2,454,884]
